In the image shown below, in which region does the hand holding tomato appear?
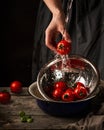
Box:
[56,40,71,55]
[0,91,11,104]
[10,81,22,93]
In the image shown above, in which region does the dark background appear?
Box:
[0,0,40,86]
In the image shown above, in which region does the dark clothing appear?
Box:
[32,0,104,82]
[32,1,104,129]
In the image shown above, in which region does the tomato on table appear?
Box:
[0,91,11,104]
[10,81,22,93]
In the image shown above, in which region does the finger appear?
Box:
[61,29,72,43]
[46,40,57,53]
[45,30,57,53]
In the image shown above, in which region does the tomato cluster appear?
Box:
[48,81,89,102]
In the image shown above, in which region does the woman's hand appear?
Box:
[45,11,72,53]
[43,0,72,52]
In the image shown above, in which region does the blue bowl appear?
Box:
[29,82,99,117]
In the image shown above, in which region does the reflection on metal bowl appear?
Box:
[37,55,100,101]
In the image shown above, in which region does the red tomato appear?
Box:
[52,88,64,100]
[62,88,75,102]
[54,81,67,91]
[75,82,85,88]
[10,81,22,93]
[56,40,71,55]
[74,82,88,99]
[0,91,11,104]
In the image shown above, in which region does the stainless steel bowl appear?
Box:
[37,55,100,102]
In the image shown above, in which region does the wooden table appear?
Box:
[0,86,83,130]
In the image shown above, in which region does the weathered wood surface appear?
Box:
[0,87,81,130]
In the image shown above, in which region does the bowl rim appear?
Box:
[37,54,100,101]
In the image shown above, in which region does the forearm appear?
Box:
[43,0,63,15]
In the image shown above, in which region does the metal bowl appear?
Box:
[37,55,100,102]
[29,82,100,116]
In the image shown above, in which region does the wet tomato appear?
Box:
[52,88,64,100]
[74,82,88,99]
[54,81,67,91]
[75,82,85,88]
[0,91,11,104]
[56,40,71,55]
[10,81,22,93]
[62,88,75,102]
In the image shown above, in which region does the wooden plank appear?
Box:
[0,87,30,96]
[0,87,81,129]
[0,115,80,129]
[3,82,104,129]
[0,96,46,116]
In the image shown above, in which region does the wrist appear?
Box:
[52,10,66,26]
[52,8,64,17]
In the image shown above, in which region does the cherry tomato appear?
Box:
[10,81,22,93]
[75,82,85,88]
[62,88,75,102]
[52,88,64,100]
[0,91,11,104]
[74,82,88,99]
[56,40,71,55]
[54,81,67,91]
